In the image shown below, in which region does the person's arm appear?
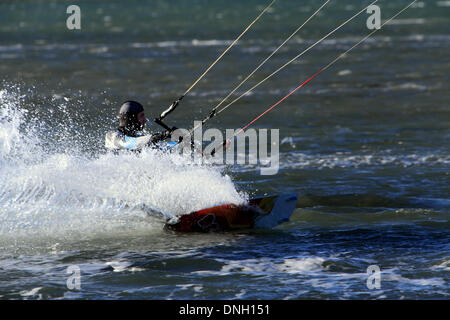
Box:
[121,131,175,149]
[147,130,172,145]
[105,131,153,150]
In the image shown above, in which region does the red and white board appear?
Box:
[165,193,298,232]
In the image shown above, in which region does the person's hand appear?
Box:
[163,130,172,139]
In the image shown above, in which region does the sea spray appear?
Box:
[0,85,247,240]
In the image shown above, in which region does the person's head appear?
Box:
[117,101,147,135]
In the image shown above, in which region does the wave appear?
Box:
[285,152,449,169]
[386,18,426,25]
[234,149,449,173]
[217,256,327,275]
[1,34,448,55]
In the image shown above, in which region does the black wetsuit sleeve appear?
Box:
[148,130,172,145]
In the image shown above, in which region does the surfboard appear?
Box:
[164,193,298,232]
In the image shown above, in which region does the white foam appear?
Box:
[411,1,425,8]
[386,18,426,25]
[337,69,352,76]
[217,256,326,276]
[278,152,449,170]
[20,287,43,298]
[0,86,247,241]
[105,260,134,272]
[130,39,233,49]
[383,82,428,92]
[431,259,450,271]
[385,274,446,287]
[0,44,23,52]
[277,257,326,273]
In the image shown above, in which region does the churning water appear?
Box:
[0,0,449,299]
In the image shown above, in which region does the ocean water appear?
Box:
[0,0,449,299]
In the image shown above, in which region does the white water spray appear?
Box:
[0,86,247,241]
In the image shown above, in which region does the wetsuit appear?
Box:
[105,128,171,152]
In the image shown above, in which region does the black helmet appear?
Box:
[118,101,144,136]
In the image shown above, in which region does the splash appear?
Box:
[0,87,42,165]
[0,85,247,241]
